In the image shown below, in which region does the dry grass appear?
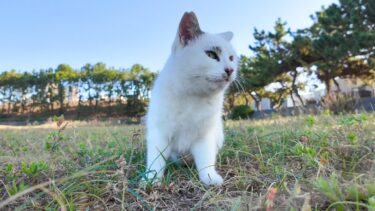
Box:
[0,113,374,210]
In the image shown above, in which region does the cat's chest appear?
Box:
[171,95,218,122]
[149,83,223,134]
[165,96,218,139]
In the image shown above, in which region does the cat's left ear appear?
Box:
[218,31,233,41]
[178,12,203,46]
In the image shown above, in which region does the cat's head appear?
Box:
[171,12,238,94]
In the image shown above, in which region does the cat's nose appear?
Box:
[224,68,234,76]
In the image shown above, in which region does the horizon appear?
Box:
[0,0,338,72]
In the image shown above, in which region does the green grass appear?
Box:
[0,113,374,210]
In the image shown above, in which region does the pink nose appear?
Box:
[224,68,234,76]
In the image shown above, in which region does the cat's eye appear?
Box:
[229,55,234,61]
[205,50,220,61]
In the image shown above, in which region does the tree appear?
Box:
[116,70,132,105]
[15,72,33,114]
[0,62,156,117]
[307,0,375,92]
[80,63,95,107]
[55,64,78,114]
[0,70,22,114]
[238,19,306,110]
[103,67,120,107]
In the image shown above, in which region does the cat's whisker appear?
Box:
[236,79,246,93]
[232,80,241,92]
[232,77,245,93]
[235,75,245,83]
[234,80,245,93]
[237,77,247,87]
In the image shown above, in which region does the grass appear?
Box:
[0,112,374,210]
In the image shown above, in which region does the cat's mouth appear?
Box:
[206,76,231,84]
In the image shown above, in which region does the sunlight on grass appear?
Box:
[0,113,374,210]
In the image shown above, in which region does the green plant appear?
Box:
[315,175,375,211]
[315,174,345,210]
[339,114,368,126]
[368,195,375,210]
[346,132,358,144]
[292,143,316,165]
[230,105,254,120]
[21,161,48,177]
[45,115,68,151]
[4,163,16,181]
[4,180,27,196]
[305,115,315,127]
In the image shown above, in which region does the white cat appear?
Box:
[145,12,237,186]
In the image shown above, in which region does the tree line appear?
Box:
[1,0,374,118]
[0,63,155,118]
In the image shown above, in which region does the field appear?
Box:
[0,113,374,210]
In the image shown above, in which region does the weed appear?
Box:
[4,181,27,196]
[21,161,48,177]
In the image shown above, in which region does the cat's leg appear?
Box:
[145,129,171,183]
[169,151,182,165]
[216,123,225,150]
[191,135,223,186]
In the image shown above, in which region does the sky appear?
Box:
[0,0,338,72]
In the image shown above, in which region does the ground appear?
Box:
[0,113,374,210]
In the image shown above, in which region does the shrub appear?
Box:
[321,92,359,115]
[230,105,254,120]
[124,98,147,117]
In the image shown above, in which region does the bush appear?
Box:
[124,98,147,117]
[321,92,359,115]
[230,105,254,120]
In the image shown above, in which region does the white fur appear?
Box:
[145,16,237,186]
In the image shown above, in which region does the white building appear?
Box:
[333,78,374,98]
[251,77,374,111]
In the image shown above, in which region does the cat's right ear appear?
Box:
[178,12,203,47]
[218,31,233,42]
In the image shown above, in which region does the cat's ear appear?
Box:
[178,12,203,46]
[218,31,233,41]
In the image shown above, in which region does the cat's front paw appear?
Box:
[199,171,224,186]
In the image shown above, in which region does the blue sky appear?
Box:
[0,0,338,72]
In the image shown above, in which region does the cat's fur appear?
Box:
[145,12,237,186]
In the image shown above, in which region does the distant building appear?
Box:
[251,77,374,111]
[333,78,374,98]
[250,98,271,110]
